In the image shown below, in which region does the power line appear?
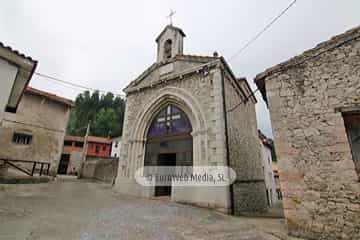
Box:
[35,74,84,92]
[34,1,296,101]
[229,0,297,62]
[34,72,125,97]
[226,0,297,112]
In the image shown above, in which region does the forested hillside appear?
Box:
[67,91,125,137]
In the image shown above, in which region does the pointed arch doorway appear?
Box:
[145,104,193,197]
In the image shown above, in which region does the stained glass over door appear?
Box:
[147,105,192,138]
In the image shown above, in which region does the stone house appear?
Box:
[258,130,277,207]
[60,135,112,175]
[60,135,84,175]
[0,87,74,176]
[115,25,268,215]
[255,26,360,239]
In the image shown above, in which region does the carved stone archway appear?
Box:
[126,87,208,181]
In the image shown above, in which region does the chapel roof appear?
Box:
[124,54,220,91]
[155,25,186,42]
[124,53,257,103]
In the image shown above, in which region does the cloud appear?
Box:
[1,0,360,138]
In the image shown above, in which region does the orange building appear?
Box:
[59,135,112,174]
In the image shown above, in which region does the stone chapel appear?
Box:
[115,25,268,214]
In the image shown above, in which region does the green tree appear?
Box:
[67,91,125,137]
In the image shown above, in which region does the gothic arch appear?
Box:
[131,87,207,141]
[124,87,209,174]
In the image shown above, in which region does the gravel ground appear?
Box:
[0,176,302,240]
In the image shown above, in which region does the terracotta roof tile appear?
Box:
[87,136,112,144]
[64,135,84,142]
[26,87,74,107]
[64,135,112,144]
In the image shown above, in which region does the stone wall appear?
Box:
[256,27,360,239]
[0,92,70,176]
[81,156,118,183]
[223,73,268,213]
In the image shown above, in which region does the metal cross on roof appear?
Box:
[166,9,176,25]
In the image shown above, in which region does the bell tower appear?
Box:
[156,25,186,63]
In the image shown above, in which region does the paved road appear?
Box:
[0,176,300,240]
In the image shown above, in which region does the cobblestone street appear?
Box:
[0,176,301,240]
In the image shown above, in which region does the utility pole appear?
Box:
[78,122,90,179]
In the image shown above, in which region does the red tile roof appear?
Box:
[64,135,112,144]
[64,135,84,142]
[87,136,112,144]
[26,87,74,107]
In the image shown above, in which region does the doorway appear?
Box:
[155,153,176,196]
[58,154,70,174]
[144,104,193,197]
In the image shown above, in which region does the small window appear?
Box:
[103,145,106,151]
[164,39,172,59]
[277,189,283,200]
[75,141,84,148]
[343,113,360,178]
[115,141,118,148]
[64,141,73,146]
[95,146,100,154]
[12,133,32,145]
[114,153,117,157]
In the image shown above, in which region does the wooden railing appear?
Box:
[1,158,50,176]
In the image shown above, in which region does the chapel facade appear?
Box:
[115,25,268,214]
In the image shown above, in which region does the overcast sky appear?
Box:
[1,0,360,138]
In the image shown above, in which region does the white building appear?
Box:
[111,136,121,158]
[0,42,37,176]
[258,130,277,207]
[0,42,37,121]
